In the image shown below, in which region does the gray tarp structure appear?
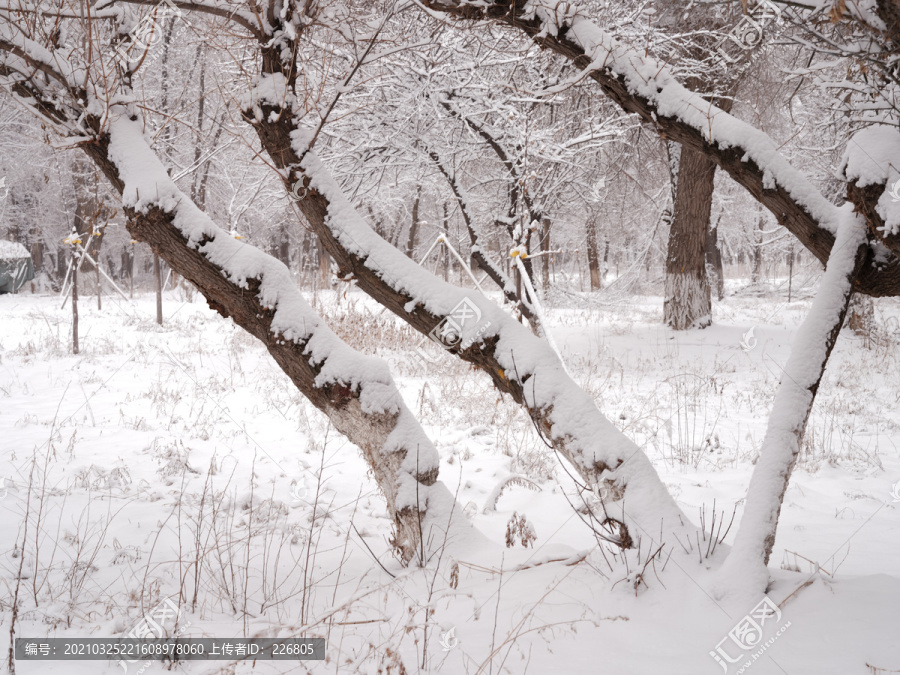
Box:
[0,240,35,294]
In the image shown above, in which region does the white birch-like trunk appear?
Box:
[715,209,866,600]
[664,272,712,329]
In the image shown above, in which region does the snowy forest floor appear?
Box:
[1,282,898,674]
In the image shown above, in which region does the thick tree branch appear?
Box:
[419,0,900,297]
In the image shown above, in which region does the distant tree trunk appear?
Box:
[706,221,725,301]
[30,242,43,273]
[72,159,103,274]
[846,293,874,341]
[787,244,794,302]
[121,249,132,284]
[57,247,66,282]
[154,253,163,325]
[71,253,79,354]
[586,219,602,291]
[664,145,715,329]
[752,216,764,283]
[442,202,449,282]
[405,186,421,258]
[541,217,551,289]
[277,227,290,266]
[603,240,610,280]
[96,264,101,310]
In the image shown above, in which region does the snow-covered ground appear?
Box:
[1,285,898,674]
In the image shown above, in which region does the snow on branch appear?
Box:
[420,0,900,297]
[842,124,900,237]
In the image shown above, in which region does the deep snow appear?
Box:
[1,283,898,674]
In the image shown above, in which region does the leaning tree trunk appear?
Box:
[715,210,867,599]
[71,113,468,565]
[664,145,715,329]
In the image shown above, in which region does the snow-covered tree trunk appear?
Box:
[664,146,715,329]
[110,117,470,564]
[232,7,710,552]
[715,209,867,598]
[4,78,470,564]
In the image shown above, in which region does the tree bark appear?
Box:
[405,186,421,258]
[154,253,163,325]
[442,203,450,282]
[586,218,602,291]
[71,252,79,355]
[664,146,715,329]
[752,216,764,284]
[541,217,551,289]
[706,222,725,301]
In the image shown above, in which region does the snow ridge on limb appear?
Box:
[418,0,900,297]
[715,206,867,600]
[101,113,474,565]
